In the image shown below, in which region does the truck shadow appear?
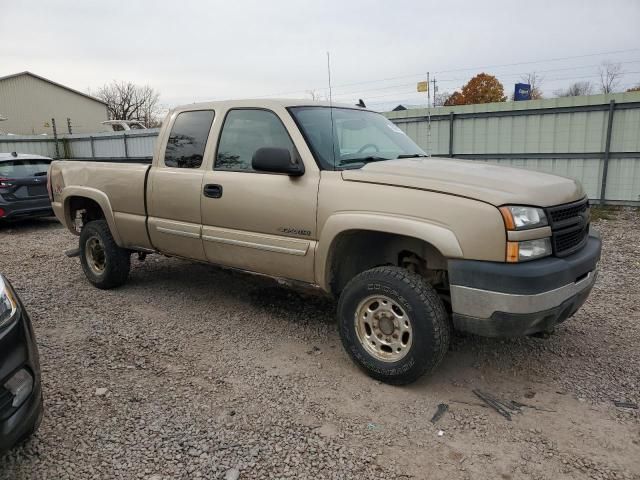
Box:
[126,257,572,385]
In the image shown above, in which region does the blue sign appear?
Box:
[514,83,531,101]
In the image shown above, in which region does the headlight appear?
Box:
[500,206,548,230]
[0,275,19,329]
[507,238,552,262]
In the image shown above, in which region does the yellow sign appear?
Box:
[417,81,429,92]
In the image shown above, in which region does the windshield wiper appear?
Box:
[338,156,390,166]
[396,154,427,159]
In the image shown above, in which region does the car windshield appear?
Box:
[288,106,426,170]
[0,159,51,177]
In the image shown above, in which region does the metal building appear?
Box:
[0,71,108,135]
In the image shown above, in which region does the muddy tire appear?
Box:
[337,266,450,385]
[79,219,130,289]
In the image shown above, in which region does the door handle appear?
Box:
[203,184,223,198]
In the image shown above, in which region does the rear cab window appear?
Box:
[164,110,215,168]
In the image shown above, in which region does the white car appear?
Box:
[101,120,147,132]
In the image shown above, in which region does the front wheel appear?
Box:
[79,219,130,289]
[337,266,450,385]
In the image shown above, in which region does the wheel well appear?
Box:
[327,230,448,297]
[67,196,105,232]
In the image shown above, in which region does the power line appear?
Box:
[355,70,640,108]
[329,66,640,103]
[253,48,640,99]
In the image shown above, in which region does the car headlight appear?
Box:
[499,206,548,230]
[0,275,19,329]
[507,238,552,262]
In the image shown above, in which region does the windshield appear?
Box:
[288,107,426,170]
[0,159,51,177]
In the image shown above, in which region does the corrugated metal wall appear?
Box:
[0,73,108,135]
[0,129,159,162]
[385,92,640,204]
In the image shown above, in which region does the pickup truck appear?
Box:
[49,99,601,385]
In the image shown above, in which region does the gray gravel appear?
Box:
[0,208,639,479]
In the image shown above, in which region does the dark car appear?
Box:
[0,274,43,454]
[0,152,53,221]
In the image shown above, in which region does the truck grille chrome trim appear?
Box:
[546,198,590,257]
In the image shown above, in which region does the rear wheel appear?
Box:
[79,220,130,289]
[337,266,450,385]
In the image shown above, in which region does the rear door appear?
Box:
[146,109,215,260]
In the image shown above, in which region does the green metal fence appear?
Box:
[384,92,640,205]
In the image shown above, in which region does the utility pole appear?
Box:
[51,118,60,159]
[416,74,432,156]
[431,77,438,107]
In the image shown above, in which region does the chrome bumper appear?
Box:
[450,268,597,319]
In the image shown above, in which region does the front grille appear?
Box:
[546,198,590,257]
[0,386,15,420]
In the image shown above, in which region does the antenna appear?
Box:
[427,72,431,157]
[327,51,333,105]
[327,52,337,169]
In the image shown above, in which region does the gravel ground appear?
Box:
[0,208,639,480]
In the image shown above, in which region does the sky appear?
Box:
[2,0,640,112]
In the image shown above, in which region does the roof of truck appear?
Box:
[171,98,372,112]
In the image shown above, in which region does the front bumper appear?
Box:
[448,234,601,337]
[0,280,43,455]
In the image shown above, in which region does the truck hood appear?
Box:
[341,157,585,207]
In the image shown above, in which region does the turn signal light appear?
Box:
[506,242,519,263]
[500,207,516,230]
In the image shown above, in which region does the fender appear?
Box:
[61,186,123,246]
[315,212,463,290]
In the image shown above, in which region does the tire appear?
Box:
[337,266,450,385]
[79,219,130,289]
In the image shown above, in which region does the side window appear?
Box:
[164,110,215,168]
[215,109,295,171]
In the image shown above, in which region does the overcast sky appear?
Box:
[2,0,640,111]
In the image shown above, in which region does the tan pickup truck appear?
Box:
[48,99,601,384]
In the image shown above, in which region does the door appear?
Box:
[200,108,319,283]
[147,109,215,260]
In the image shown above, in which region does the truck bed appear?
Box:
[49,160,152,249]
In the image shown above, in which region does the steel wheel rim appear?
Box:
[85,236,106,275]
[354,295,413,362]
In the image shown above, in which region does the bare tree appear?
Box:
[307,89,327,101]
[599,61,624,93]
[96,81,161,127]
[520,72,544,99]
[554,81,593,97]
[434,91,452,106]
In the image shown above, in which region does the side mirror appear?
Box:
[252,147,305,176]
